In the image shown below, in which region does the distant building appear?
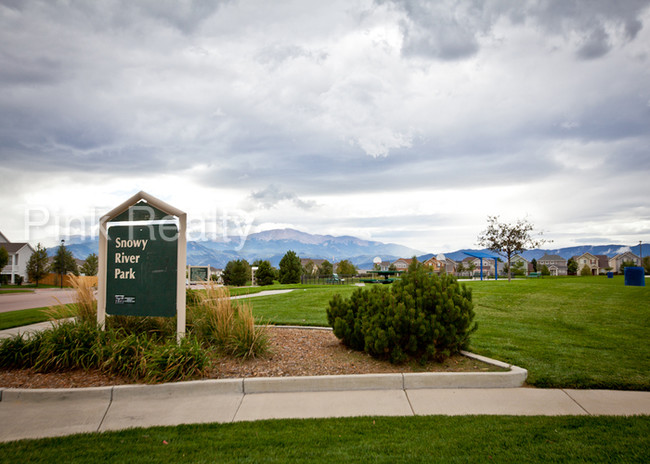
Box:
[510,254,530,276]
[423,256,445,273]
[538,254,567,276]
[596,255,610,274]
[300,258,327,274]
[572,252,600,276]
[0,231,35,285]
[392,258,413,271]
[609,252,641,273]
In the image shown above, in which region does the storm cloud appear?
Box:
[1,0,649,251]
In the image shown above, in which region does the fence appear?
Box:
[300,275,360,285]
[38,273,98,288]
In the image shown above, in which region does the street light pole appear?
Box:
[60,239,65,289]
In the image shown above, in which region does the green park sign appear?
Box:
[97,191,187,340]
[106,223,178,317]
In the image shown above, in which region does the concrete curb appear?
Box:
[0,351,527,401]
[1,385,112,403]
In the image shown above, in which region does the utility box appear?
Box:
[624,267,645,287]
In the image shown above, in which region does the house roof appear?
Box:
[539,254,566,262]
[596,255,610,268]
[1,242,33,254]
[611,252,640,260]
[574,252,597,260]
[0,231,9,243]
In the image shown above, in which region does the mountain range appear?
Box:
[51,228,644,269]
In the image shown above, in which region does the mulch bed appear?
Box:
[0,327,499,389]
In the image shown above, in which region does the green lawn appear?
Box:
[0,307,54,330]
[0,289,34,294]
[1,416,647,463]
[464,276,649,390]
[244,285,357,326]
[244,277,650,390]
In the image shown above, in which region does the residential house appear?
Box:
[430,253,457,275]
[392,258,413,271]
[596,255,611,274]
[443,257,457,275]
[538,254,568,276]
[509,254,530,276]
[573,252,599,276]
[0,231,35,285]
[377,260,392,271]
[609,252,641,274]
[300,258,327,274]
[209,266,223,283]
[423,256,445,273]
[460,256,500,277]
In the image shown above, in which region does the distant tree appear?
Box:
[456,262,465,277]
[26,243,49,287]
[619,260,636,275]
[541,264,550,276]
[567,258,578,276]
[254,260,275,286]
[511,260,525,276]
[80,253,98,276]
[466,261,477,278]
[279,250,301,284]
[50,242,79,283]
[531,258,538,272]
[222,259,250,286]
[373,263,381,271]
[388,263,397,271]
[336,259,357,276]
[477,216,548,282]
[0,246,8,275]
[580,264,592,276]
[318,260,333,277]
[643,256,650,275]
[302,260,316,276]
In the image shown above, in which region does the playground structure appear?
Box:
[360,270,402,284]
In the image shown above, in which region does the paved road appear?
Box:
[0,289,76,313]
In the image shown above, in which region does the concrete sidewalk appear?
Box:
[1,377,649,443]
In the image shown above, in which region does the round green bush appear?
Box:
[327,260,476,363]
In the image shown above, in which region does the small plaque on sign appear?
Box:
[114,295,136,305]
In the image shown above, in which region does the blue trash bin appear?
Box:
[607,272,613,279]
[624,267,645,287]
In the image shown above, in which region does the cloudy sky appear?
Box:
[1,0,649,253]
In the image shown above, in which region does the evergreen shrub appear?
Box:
[327,260,477,363]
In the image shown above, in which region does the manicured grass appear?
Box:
[246,286,358,326]
[0,289,34,294]
[0,307,56,330]
[1,416,648,463]
[465,276,650,390]
[245,277,650,390]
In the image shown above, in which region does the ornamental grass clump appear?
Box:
[0,277,209,382]
[188,284,270,359]
[327,259,477,364]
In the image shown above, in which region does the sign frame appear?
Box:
[97,191,187,341]
[188,265,210,284]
